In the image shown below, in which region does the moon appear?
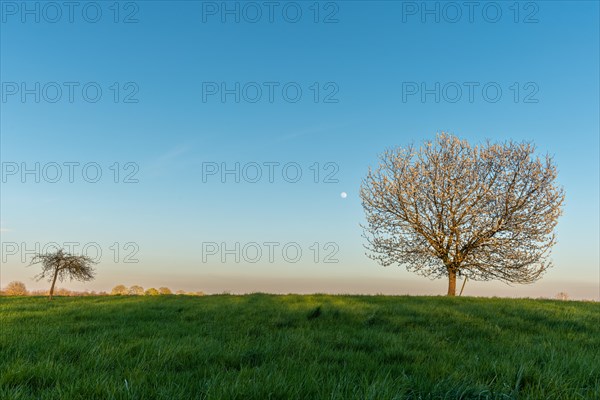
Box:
[340,192,347,199]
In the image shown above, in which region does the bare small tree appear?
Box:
[30,248,97,300]
[361,133,564,296]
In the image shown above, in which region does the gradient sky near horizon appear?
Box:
[0,1,598,299]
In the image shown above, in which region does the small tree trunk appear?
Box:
[447,269,457,296]
[459,276,468,296]
[49,269,59,300]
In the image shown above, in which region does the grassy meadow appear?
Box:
[0,294,598,399]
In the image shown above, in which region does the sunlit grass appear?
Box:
[0,295,598,399]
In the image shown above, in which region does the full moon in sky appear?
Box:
[340,192,347,199]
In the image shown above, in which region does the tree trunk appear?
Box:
[49,269,59,300]
[447,269,456,296]
[459,276,468,296]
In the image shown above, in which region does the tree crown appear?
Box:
[30,248,97,283]
[360,133,565,286]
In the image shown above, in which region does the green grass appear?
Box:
[0,295,598,399]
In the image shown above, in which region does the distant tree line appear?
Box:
[110,284,204,296]
[1,281,591,301]
[0,281,204,297]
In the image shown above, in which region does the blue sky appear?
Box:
[1,1,598,299]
